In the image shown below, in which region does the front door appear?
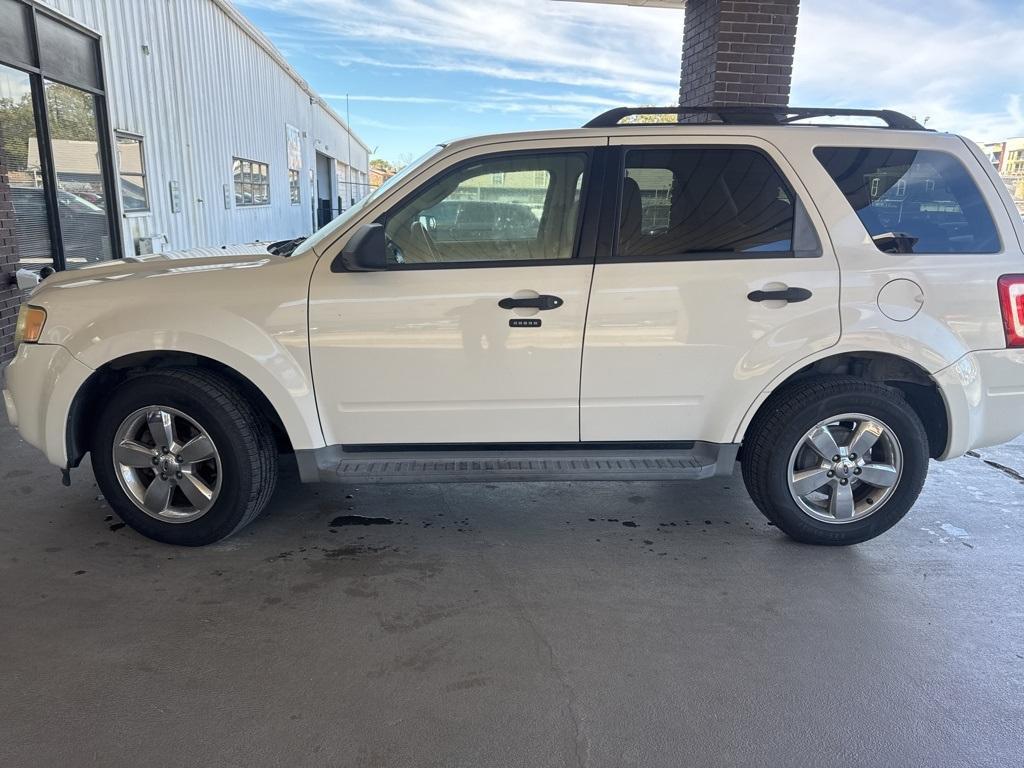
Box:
[581,137,842,444]
[309,147,598,446]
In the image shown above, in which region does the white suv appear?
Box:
[6,106,1024,547]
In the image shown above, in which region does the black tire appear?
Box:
[741,376,929,545]
[91,368,278,546]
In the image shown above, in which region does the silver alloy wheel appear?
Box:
[786,412,903,524]
[111,406,222,524]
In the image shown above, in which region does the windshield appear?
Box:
[299,145,445,254]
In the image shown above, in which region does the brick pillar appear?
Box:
[0,158,20,364]
[679,0,800,108]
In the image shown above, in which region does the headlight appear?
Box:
[14,305,47,345]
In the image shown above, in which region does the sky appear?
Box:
[234,0,1024,163]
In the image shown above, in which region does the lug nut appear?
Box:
[840,479,848,485]
[827,470,834,478]
[176,471,182,479]
[162,447,169,454]
[160,473,167,481]
[152,457,160,465]
[850,453,857,460]
[854,468,862,475]
[833,455,840,462]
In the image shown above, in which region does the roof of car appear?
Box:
[442,106,949,154]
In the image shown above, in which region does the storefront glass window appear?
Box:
[44,79,114,267]
[0,63,54,275]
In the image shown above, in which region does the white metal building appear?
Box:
[1,0,370,268]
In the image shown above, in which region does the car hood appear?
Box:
[34,250,277,293]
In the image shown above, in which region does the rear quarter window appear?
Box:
[814,147,1000,254]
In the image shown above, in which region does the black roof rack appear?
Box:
[583,106,925,131]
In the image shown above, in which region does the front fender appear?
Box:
[70,328,324,452]
[28,255,324,455]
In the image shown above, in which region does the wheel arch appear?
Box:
[736,350,951,460]
[66,351,304,468]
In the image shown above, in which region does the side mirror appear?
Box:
[331,223,387,272]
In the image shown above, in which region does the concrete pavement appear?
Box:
[1,414,1022,767]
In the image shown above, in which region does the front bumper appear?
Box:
[935,348,1024,459]
[3,343,94,468]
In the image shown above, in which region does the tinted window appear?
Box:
[618,148,795,259]
[815,147,999,254]
[383,152,586,265]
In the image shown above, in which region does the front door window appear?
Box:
[382,152,587,266]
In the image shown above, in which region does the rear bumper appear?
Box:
[936,348,1024,458]
[3,343,93,468]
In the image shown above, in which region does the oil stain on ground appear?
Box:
[330,515,395,527]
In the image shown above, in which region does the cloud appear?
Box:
[793,0,1024,140]
[236,0,684,104]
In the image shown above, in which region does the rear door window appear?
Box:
[814,147,1000,254]
[617,147,796,259]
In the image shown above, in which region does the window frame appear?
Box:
[288,168,301,205]
[601,144,805,263]
[232,156,270,208]
[814,145,1003,256]
[114,131,149,213]
[374,147,598,271]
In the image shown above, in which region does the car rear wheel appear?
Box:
[91,369,277,546]
[741,377,929,545]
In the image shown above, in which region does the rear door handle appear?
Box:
[498,295,564,311]
[747,287,812,303]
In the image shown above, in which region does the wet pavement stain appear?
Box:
[321,544,395,559]
[330,515,395,527]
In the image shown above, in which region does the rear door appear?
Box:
[580,135,841,443]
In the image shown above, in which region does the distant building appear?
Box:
[368,165,396,191]
[979,141,1007,173]
[977,138,1024,216]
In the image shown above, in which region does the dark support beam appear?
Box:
[679,0,800,108]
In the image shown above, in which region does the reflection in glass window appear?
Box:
[815,147,1000,254]
[44,79,114,268]
[0,63,54,274]
[233,157,269,206]
[618,148,795,259]
[383,152,587,265]
[115,133,148,212]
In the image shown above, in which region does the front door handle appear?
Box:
[747,287,812,303]
[498,294,564,311]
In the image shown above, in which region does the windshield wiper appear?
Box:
[267,237,306,257]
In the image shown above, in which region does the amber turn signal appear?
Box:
[14,305,47,345]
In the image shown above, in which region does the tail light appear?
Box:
[998,274,1024,348]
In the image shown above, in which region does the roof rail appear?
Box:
[584,106,926,131]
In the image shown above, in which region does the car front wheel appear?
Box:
[741,377,929,545]
[91,369,278,546]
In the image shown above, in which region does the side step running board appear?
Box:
[295,443,739,484]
